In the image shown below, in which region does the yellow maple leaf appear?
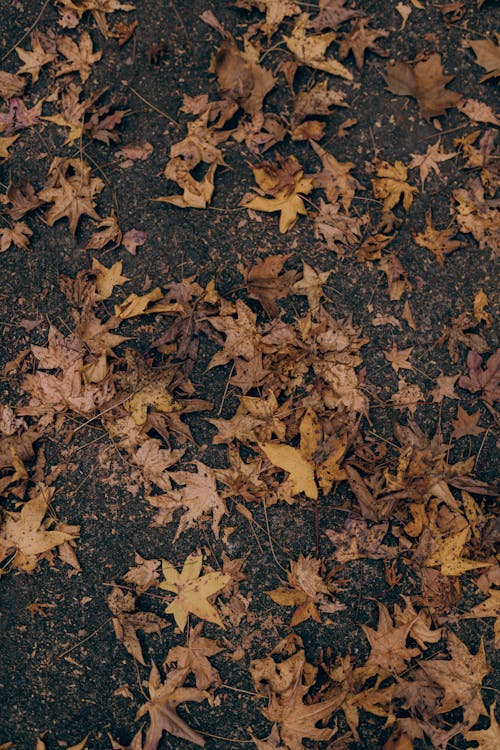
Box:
[0,486,77,572]
[259,441,318,499]
[159,552,229,630]
[426,526,491,576]
[372,160,417,211]
[114,288,163,319]
[92,259,130,300]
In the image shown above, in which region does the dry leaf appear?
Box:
[372,160,417,212]
[408,139,456,188]
[159,552,229,630]
[384,53,461,120]
[468,37,500,81]
[284,21,353,80]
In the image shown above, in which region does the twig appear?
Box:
[126,85,180,128]
[57,618,112,659]
[1,0,50,62]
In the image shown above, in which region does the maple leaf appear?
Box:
[291,80,347,128]
[314,199,367,256]
[385,345,414,374]
[439,310,489,363]
[311,141,363,211]
[292,261,330,312]
[0,97,43,135]
[361,602,421,679]
[158,160,218,209]
[469,37,500,81]
[122,228,147,255]
[122,553,161,594]
[284,20,353,80]
[451,405,485,440]
[326,519,395,563]
[260,441,318,500]
[166,461,228,539]
[464,700,500,750]
[307,0,363,32]
[251,649,344,749]
[453,179,500,258]
[159,552,229,630]
[0,221,32,253]
[420,631,490,728]
[56,32,102,83]
[384,53,462,120]
[430,373,459,403]
[85,213,122,251]
[459,350,500,405]
[457,98,500,126]
[38,157,104,235]
[135,661,209,749]
[0,135,19,160]
[0,71,25,100]
[16,33,56,82]
[241,155,313,233]
[268,554,331,626]
[426,526,491,576]
[414,211,463,267]
[243,253,297,317]
[166,622,223,689]
[372,160,417,212]
[208,299,260,370]
[5,179,42,220]
[0,486,78,572]
[212,37,276,116]
[132,439,184,491]
[338,17,389,70]
[114,288,163,319]
[408,139,456,188]
[92,259,130,300]
[107,586,168,665]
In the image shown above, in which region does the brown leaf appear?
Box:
[326,518,396,562]
[459,349,500,405]
[420,631,490,728]
[243,253,297,317]
[0,70,25,100]
[307,0,363,32]
[338,17,389,70]
[135,662,209,749]
[250,650,344,749]
[413,211,463,266]
[384,53,461,120]
[38,157,104,235]
[468,37,500,81]
[107,587,168,665]
[311,141,363,211]
[451,405,485,439]
[56,32,102,83]
[165,622,223,689]
[166,461,228,539]
[213,37,275,116]
[361,603,421,679]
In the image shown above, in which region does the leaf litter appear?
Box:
[0,0,499,749]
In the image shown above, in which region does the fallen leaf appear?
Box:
[122,228,147,255]
[0,221,31,253]
[384,53,461,120]
[92,259,130,300]
[361,602,421,678]
[468,37,500,81]
[464,701,500,750]
[166,622,223,689]
[16,33,56,82]
[284,21,353,80]
[56,32,102,83]
[372,160,417,212]
[408,139,456,188]
[260,442,318,500]
[385,345,414,373]
[159,552,229,630]
[135,661,208,749]
[38,157,104,235]
[107,586,168,665]
[451,405,485,439]
[0,486,78,572]
[241,155,313,233]
[338,17,389,70]
[426,526,491,576]
[420,631,490,728]
[413,211,463,266]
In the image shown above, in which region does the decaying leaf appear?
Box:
[372,160,417,212]
[468,37,500,81]
[284,20,353,80]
